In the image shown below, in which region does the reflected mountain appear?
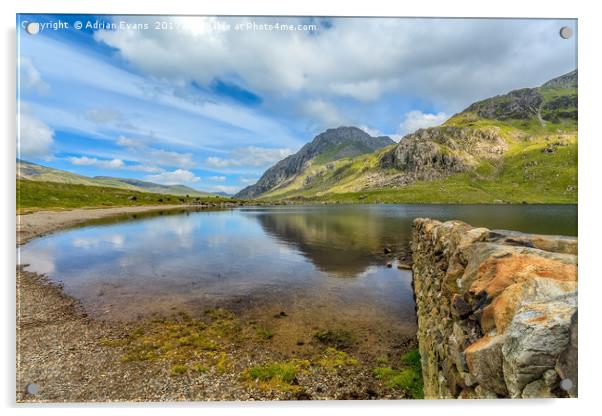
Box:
[253,207,413,277]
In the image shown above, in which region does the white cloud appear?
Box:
[94,17,576,108]
[300,99,348,128]
[66,155,163,173]
[204,185,239,194]
[145,169,200,185]
[239,176,259,185]
[148,149,196,169]
[329,80,383,102]
[398,111,449,136]
[116,135,142,148]
[116,135,196,169]
[358,125,381,137]
[19,57,49,94]
[18,110,54,158]
[206,146,293,169]
[85,108,122,124]
[126,165,164,173]
[67,156,125,169]
[208,175,226,182]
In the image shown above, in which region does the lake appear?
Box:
[19,204,577,355]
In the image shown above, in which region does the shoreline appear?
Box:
[17,204,227,245]
[16,205,418,402]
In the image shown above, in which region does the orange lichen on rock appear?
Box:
[469,253,577,298]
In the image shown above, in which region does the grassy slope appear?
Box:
[260,87,577,204]
[18,160,216,197]
[17,180,232,214]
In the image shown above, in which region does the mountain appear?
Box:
[17,160,219,197]
[235,126,395,198]
[239,70,577,203]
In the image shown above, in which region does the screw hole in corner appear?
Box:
[559,26,573,39]
[25,383,39,395]
[559,378,573,391]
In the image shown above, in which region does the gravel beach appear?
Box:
[16,206,419,402]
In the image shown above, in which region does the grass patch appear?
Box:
[215,351,232,373]
[255,325,275,340]
[245,359,310,392]
[374,348,424,399]
[103,308,243,373]
[171,364,188,376]
[313,329,354,350]
[316,347,359,371]
[193,364,209,373]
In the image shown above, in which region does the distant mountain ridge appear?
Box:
[17,160,218,197]
[235,70,577,203]
[235,127,394,198]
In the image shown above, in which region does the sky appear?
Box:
[17,15,577,194]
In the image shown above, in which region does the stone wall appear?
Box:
[411,218,578,399]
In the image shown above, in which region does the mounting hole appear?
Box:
[25,22,40,35]
[25,383,39,395]
[559,26,573,39]
[559,378,573,391]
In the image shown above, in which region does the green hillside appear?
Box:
[16,179,233,214]
[254,71,577,204]
[17,160,219,198]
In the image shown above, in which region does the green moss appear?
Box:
[316,348,359,371]
[245,359,309,391]
[375,355,389,366]
[374,348,423,399]
[313,329,353,350]
[255,325,275,340]
[176,333,217,350]
[105,309,242,371]
[400,349,421,369]
[171,364,188,375]
[98,337,129,347]
[248,362,298,383]
[193,364,209,373]
[215,351,232,373]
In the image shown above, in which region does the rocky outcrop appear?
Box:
[379,126,507,183]
[541,69,578,89]
[461,70,577,122]
[411,219,577,399]
[465,88,543,120]
[235,127,394,198]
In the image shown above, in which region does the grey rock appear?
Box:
[555,311,578,397]
[464,88,543,120]
[464,335,508,396]
[541,70,577,89]
[502,293,577,397]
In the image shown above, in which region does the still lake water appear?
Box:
[19,204,577,352]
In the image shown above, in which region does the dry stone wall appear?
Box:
[411,218,577,399]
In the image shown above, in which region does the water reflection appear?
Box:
[251,204,577,277]
[18,204,576,325]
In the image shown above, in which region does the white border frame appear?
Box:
[2,1,601,415]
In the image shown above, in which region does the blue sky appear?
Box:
[17,15,577,193]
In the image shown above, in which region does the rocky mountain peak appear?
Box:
[235,127,394,198]
[541,69,577,89]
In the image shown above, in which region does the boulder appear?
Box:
[521,370,559,398]
[464,335,508,396]
[460,243,577,298]
[502,293,577,397]
[555,311,578,397]
[481,278,577,334]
